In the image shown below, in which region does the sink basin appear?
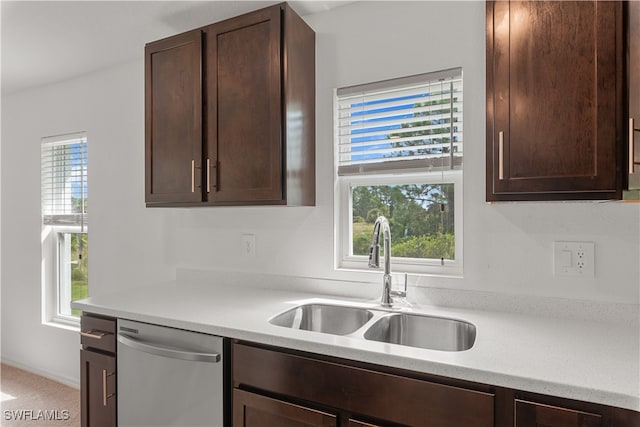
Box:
[269,304,374,335]
[270,303,476,352]
[363,313,476,351]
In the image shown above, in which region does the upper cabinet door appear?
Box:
[204,7,284,204]
[486,1,624,201]
[628,1,640,190]
[145,30,203,204]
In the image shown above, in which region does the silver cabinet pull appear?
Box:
[117,334,221,363]
[206,158,211,193]
[80,330,108,340]
[498,131,504,180]
[630,118,636,173]
[191,160,195,193]
[102,369,115,406]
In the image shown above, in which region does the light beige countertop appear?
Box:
[72,279,640,412]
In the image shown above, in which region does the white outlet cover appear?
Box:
[553,241,595,277]
[241,234,256,257]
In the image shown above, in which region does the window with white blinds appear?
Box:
[334,69,464,275]
[336,68,462,176]
[41,132,88,230]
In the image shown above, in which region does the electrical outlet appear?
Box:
[241,234,256,258]
[553,241,595,277]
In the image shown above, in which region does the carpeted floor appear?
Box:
[0,364,80,427]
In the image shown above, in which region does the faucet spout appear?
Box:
[368,216,393,307]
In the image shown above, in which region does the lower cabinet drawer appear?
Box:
[233,389,337,427]
[348,421,380,427]
[515,399,602,427]
[80,315,116,353]
[233,343,494,427]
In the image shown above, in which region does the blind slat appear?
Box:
[340,142,463,160]
[338,111,463,134]
[338,156,463,176]
[338,88,462,114]
[338,121,462,142]
[340,133,463,150]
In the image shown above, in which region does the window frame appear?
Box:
[335,171,463,276]
[56,229,88,319]
[333,71,464,277]
[41,132,88,327]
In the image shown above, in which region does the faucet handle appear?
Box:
[391,273,408,298]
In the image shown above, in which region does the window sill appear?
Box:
[338,258,463,278]
[43,316,80,332]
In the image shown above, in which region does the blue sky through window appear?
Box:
[346,89,457,162]
[65,141,87,204]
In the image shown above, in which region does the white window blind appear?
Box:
[41,132,88,230]
[337,68,462,176]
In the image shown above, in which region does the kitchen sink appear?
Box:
[363,313,476,351]
[269,304,374,335]
[270,302,476,352]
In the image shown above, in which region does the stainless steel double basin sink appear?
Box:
[269,303,476,352]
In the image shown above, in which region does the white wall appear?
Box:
[1,1,638,385]
[1,61,172,384]
[168,1,640,302]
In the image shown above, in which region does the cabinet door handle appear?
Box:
[206,158,211,193]
[630,118,636,173]
[208,160,218,192]
[80,331,108,340]
[102,369,115,406]
[498,131,504,180]
[191,160,195,193]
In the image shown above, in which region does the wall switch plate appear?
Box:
[241,234,256,258]
[553,241,595,277]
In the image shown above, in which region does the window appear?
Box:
[41,132,88,323]
[335,68,463,275]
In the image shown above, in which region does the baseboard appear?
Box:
[1,358,80,389]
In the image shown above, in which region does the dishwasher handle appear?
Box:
[117,334,221,363]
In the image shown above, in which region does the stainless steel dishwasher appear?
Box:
[117,319,225,427]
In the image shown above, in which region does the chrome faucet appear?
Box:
[368,215,406,307]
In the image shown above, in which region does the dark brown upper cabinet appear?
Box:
[145,3,315,207]
[486,1,626,201]
[628,1,640,192]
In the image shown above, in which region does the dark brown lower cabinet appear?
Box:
[232,342,494,427]
[232,341,640,427]
[515,399,602,427]
[80,314,116,427]
[347,420,381,427]
[80,349,116,427]
[75,327,639,427]
[233,388,337,427]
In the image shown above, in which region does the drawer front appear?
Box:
[515,399,602,427]
[80,315,116,353]
[233,343,494,427]
[233,389,337,427]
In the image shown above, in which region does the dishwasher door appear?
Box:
[117,319,224,427]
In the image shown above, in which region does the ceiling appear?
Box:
[1,1,353,96]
